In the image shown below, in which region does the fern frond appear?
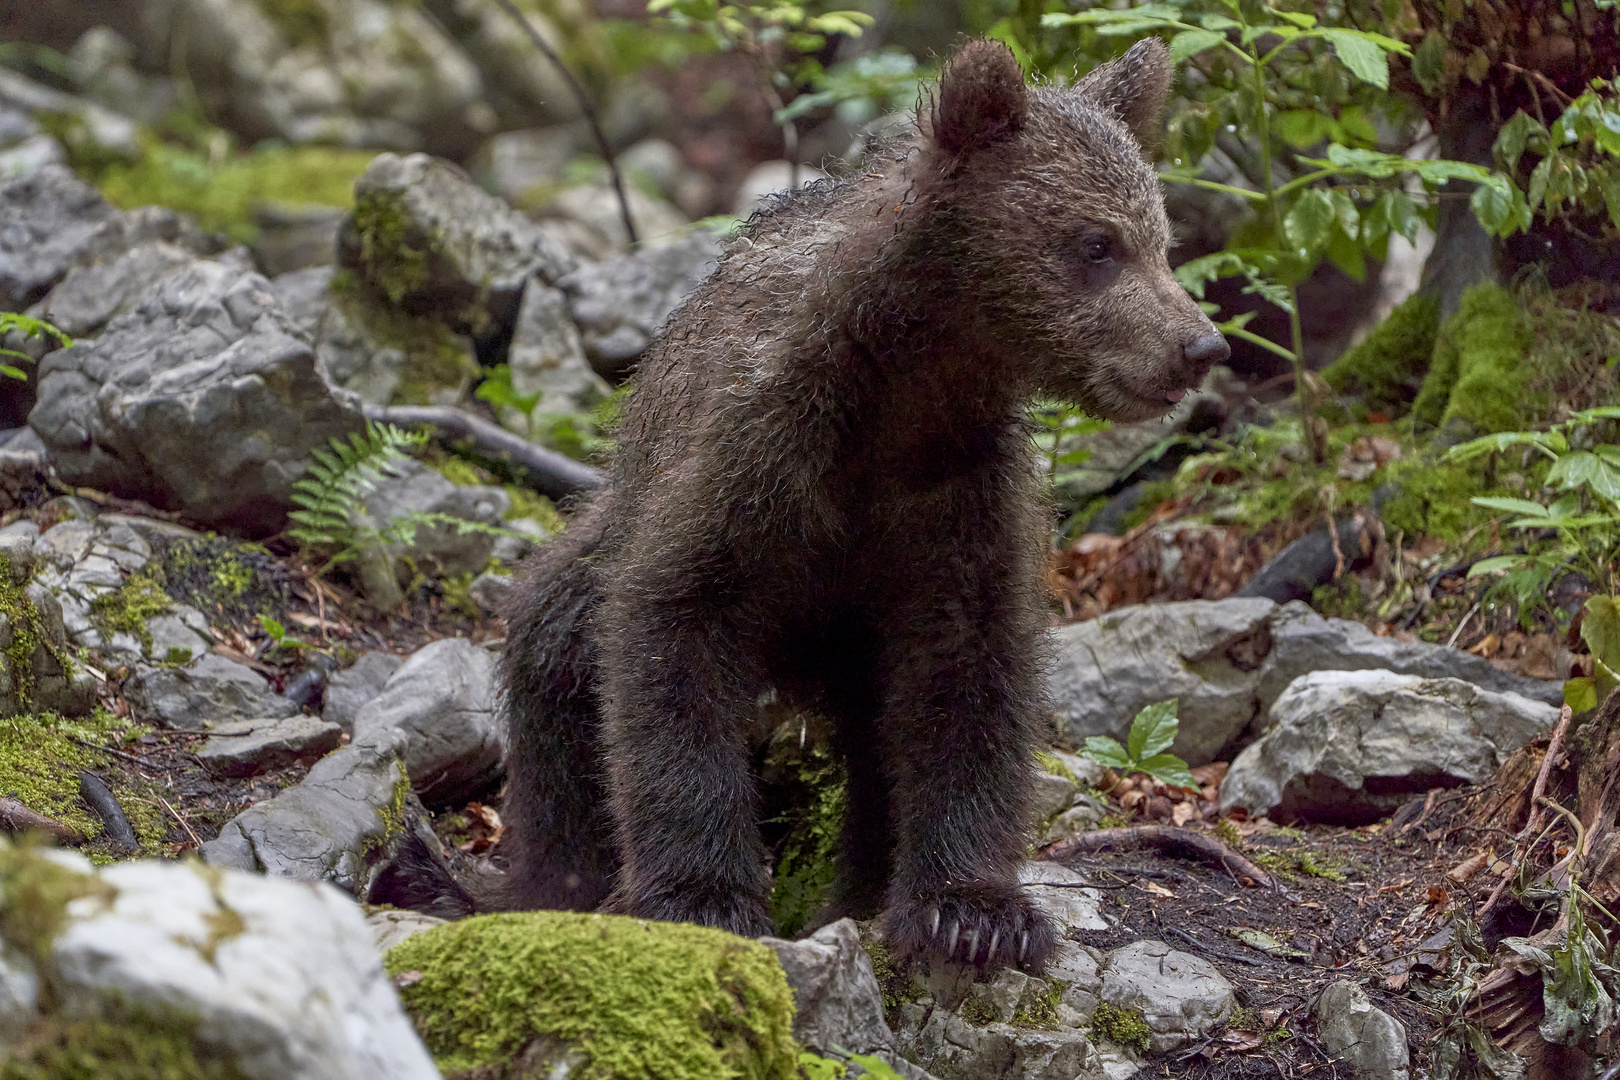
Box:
[289,421,430,572]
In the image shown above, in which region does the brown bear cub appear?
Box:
[501,36,1228,973]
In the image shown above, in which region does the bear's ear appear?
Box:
[930,39,1029,160]
[1077,37,1172,152]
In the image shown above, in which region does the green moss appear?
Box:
[439,574,482,621]
[764,732,847,939]
[959,995,999,1027]
[1377,453,1494,543]
[135,536,288,629]
[0,839,112,974]
[1252,846,1356,882]
[93,140,374,246]
[351,192,433,306]
[1323,292,1440,418]
[0,554,47,705]
[257,0,331,46]
[1120,480,1178,532]
[1091,1002,1150,1052]
[361,768,412,859]
[859,930,920,1017]
[88,575,172,655]
[0,710,153,851]
[1436,284,1536,439]
[330,271,478,405]
[1035,751,1077,785]
[505,486,565,533]
[1012,980,1065,1029]
[430,457,488,488]
[385,911,799,1080]
[1310,573,1366,618]
[0,1000,250,1080]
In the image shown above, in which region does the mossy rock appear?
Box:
[1322,292,1439,419]
[385,911,800,1080]
[1413,283,1533,439]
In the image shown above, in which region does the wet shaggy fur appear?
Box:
[500,37,1227,973]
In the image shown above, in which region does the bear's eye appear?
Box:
[1082,235,1114,264]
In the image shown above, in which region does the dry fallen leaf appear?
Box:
[1143,881,1176,898]
[1447,851,1490,883]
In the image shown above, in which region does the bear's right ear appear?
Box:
[930,39,1028,161]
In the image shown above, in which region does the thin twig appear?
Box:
[0,797,84,843]
[64,734,155,769]
[1481,706,1574,916]
[487,0,637,245]
[156,794,202,848]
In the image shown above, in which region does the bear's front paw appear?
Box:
[884,881,1057,973]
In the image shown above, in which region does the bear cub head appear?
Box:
[923,37,1229,423]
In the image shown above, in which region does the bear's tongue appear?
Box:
[1166,389,1187,403]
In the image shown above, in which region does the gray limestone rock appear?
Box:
[559,230,720,376]
[468,570,513,615]
[198,715,345,777]
[1031,770,1078,825]
[351,637,502,806]
[339,152,574,334]
[324,651,404,735]
[1048,598,1564,766]
[901,1004,1101,1080]
[35,241,251,340]
[367,909,447,955]
[126,653,299,731]
[503,278,609,421]
[202,735,423,898]
[29,259,367,535]
[762,918,894,1057]
[357,459,511,591]
[1220,669,1558,823]
[1019,861,1108,932]
[1313,981,1410,1080]
[1098,940,1234,1053]
[11,850,441,1079]
[0,68,137,167]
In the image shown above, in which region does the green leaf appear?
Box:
[1082,736,1133,770]
[1495,110,1550,174]
[1384,190,1422,244]
[1284,189,1336,256]
[1471,496,1554,517]
[1269,9,1318,28]
[1470,176,1518,236]
[1411,31,1447,95]
[1127,699,1179,761]
[1597,166,1620,234]
[1168,29,1225,61]
[1468,555,1531,578]
[1564,677,1599,714]
[1198,13,1242,31]
[1274,109,1336,149]
[1321,30,1390,89]
[1583,596,1620,682]
[260,616,286,641]
[1136,753,1198,790]
[1549,450,1620,500]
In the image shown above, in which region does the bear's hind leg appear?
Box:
[596,603,776,937]
[499,508,617,911]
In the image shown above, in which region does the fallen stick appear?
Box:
[1480,704,1573,917]
[1039,825,1274,888]
[78,772,138,852]
[0,797,84,843]
[363,404,604,500]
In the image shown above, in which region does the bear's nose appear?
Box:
[1183,332,1230,371]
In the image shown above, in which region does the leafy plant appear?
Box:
[474,364,543,437]
[1080,698,1198,789]
[647,0,897,186]
[1449,407,1620,709]
[798,1050,905,1079]
[0,312,71,381]
[1038,0,1525,463]
[1492,80,1620,236]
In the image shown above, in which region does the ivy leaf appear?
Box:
[1321,30,1391,89]
[1169,29,1226,61]
[1127,699,1180,761]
